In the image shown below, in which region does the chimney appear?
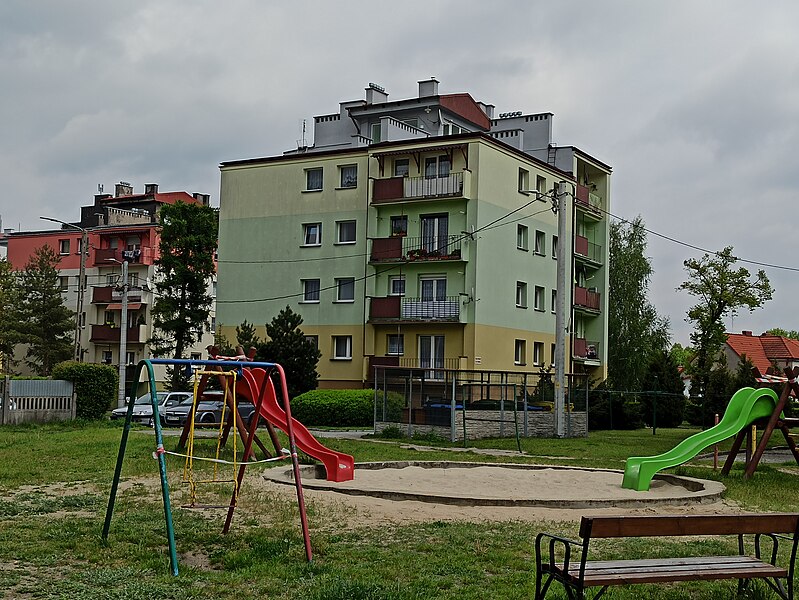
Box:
[192,193,210,206]
[144,183,159,195]
[479,102,495,119]
[365,82,388,104]
[418,77,439,98]
[115,181,133,197]
[742,330,753,336]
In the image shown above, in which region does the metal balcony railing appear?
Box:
[369,296,462,321]
[573,338,601,361]
[574,286,601,311]
[575,185,602,215]
[371,235,463,262]
[574,236,603,264]
[373,172,464,203]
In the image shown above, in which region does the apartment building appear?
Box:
[218,79,610,388]
[6,183,216,380]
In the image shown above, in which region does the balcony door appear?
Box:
[421,214,448,254]
[419,335,445,379]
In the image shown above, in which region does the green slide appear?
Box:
[622,387,779,491]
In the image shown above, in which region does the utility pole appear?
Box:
[117,254,130,408]
[553,182,570,437]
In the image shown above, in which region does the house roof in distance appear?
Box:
[726,330,799,374]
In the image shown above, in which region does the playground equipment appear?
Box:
[102,358,354,575]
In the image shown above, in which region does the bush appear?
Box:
[587,388,644,430]
[52,361,118,420]
[640,393,687,428]
[291,389,405,427]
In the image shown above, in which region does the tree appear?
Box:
[765,328,799,340]
[669,343,693,369]
[607,216,670,392]
[256,306,321,399]
[149,201,218,389]
[0,258,21,372]
[640,350,686,428]
[16,246,74,375]
[678,246,772,399]
[236,319,261,351]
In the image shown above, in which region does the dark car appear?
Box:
[163,391,256,427]
[110,391,192,426]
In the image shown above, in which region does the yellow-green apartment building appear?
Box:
[217,79,610,388]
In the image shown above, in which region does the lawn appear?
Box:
[0,421,797,599]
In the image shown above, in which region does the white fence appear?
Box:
[1,378,76,424]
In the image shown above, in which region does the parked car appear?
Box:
[110,391,192,427]
[163,391,256,428]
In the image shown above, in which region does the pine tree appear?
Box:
[0,258,21,372]
[149,201,218,389]
[236,319,261,352]
[16,246,74,375]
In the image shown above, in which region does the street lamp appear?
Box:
[40,216,88,362]
[106,255,132,408]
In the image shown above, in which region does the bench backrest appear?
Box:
[580,514,799,539]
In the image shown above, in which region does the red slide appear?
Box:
[237,368,354,482]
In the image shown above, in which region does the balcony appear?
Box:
[370,235,463,262]
[575,185,602,218]
[89,324,144,343]
[574,286,601,312]
[573,338,601,362]
[372,172,468,204]
[574,235,603,265]
[369,296,461,322]
[91,286,144,304]
[92,247,155,267]
[368,356,460,381]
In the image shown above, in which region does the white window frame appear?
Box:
[302,223,322,247]
[516,281,527,309]
[535,230,545,255]
[517,224,528,251]
[102,350,113,364]
[534,286,545,311]
[514,339,526,366]
[536,175,547,194]
[335,277,355,302]
[305,167,323,191]
[394,159,409,177]
[551,289,557,313]
[301,279,320,303]
[389,275,406,296]
[533,342,544,367]
[336,220,357,244]
[390,215,408,236]
[518,168,529,193]
[59,239,70,255]
[59,276,69,291]
[339,165,358,188]
[387,334,404,356]
[552,235,558,259]
[332,335,352,360]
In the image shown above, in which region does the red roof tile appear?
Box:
[726,333,772,373]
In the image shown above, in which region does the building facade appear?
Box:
[6,183,216,380]
[217,79,610,388]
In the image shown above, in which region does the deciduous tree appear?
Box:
[0,258,21,372]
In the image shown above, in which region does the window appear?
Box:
[59,239,70,255]
[191,353,201,361]
[305,335,318,349]
[389,276,405,296]
[102,350,113,365]
[533,342,544,366]
[302,279,320,302]
[210,316,216,333]
[402,118,418,129]
[336,220,357,244]
[419,335,445,378]
[371,123,381,143]
[536,175,547,194]
[420,277,446,301]
[424,155,450,179]
[534,286,545,311]
[340,165,357,188]
[394,159,409,177]
[516,281,527,308]
[305,168,323,191]
[106,274,117,286]
[551,343,557,366]
[335,277,355,302]
[551,289,557,313]
[420,214,448,253]
[126,351,135,365]
[211,280,217,297]
[104,311,115,326]
[443,123,463,135]
[517,224,528,251]
[552,235,558,259]
[535,230,545,255]
[514,339,526,365]
[333,335,352,360]
[518,168,529,193]
[302,223,322,246]
[391,215,408,237]
[59,276,69,291]
[387,334,404,356]
[76,238,84,255]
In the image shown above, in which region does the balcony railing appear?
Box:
[369,296,461,321]
[574,235,603,264]
[89,324,143,343]
[370,235,463,262]
[574,286,601,311]
[92,247,155,267]
[573,338,601,361]
[92,286,113,304]
[368,356,460,381]
[372,172,464,204]
[575,185,602,216]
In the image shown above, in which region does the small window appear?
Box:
[552,235,558,259]
[104,311,115,326]
[333,335,352,360]
[302,223,322,246]
[106,274,117,285]
[371,123,381,143]
[126,351,136,365]
[518,168,529,193]
[516,281,527,308]
[394,159,410,177]
[533,342,544,366]
[336,277,355,302]
[336,220,357,244]
[387,334,404,356]
[102,350,113,365]
[210,316,216,333]
[514,339,526,365]
[340,165,357,188]
[535,230,545,255]
[305,168,323,191]
[390,215,408,236]
[190,353,201,361]
[536,175,547,194]
[59,276,69,291]
[389,276,405,296]
[305,335,318,349]
[551,289,557,313]
[551,343,557,366]
[517,224,528,251]
[534,286,545,311]
[59,239,70,255]
[302,279,320,302]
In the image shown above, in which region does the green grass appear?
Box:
[1,421,798,599]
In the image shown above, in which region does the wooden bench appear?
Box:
[535,514,799,599]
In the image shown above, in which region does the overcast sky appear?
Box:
[3,1,797,345]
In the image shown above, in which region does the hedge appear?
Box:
[52,361,118,420]
[290,389,405,427]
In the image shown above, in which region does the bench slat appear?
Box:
[582,555,765,570]
[581,514,799,538]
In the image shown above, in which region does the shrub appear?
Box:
[52,361,118,420]
[290,389,403,427]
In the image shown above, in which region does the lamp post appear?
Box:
[107,254,132,408]
[40,216,88,362]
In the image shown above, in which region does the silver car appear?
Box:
[110,391,192,427]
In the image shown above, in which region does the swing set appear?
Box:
[102,358,312,576]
